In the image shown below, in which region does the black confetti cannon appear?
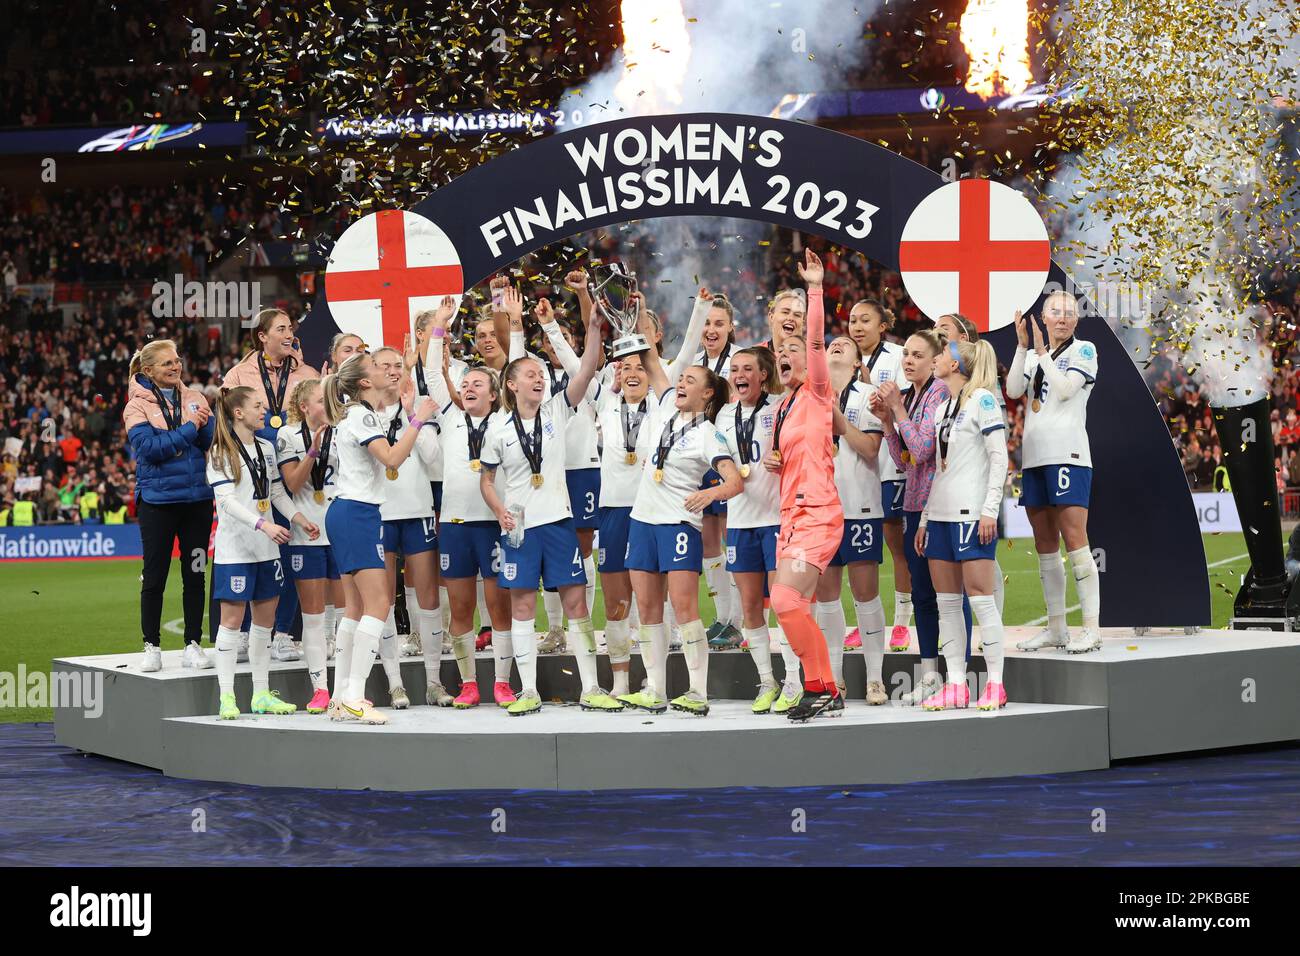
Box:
[1212,396,1300,629]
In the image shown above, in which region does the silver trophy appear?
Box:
[590,263,648,359]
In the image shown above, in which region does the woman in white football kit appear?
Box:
[1007,292,1103,654]
[276,378,343,714]
[594,350,654,700]
[479,301,607,717]
[716,346,792,713]
[917,339,1010,711]
[934,312,1008,618]
[322,353,436,726]
[816,336,890,706]
[695,293,742,648]
[847,298,913,651]
[207,386,319,720]
[371,346,451,711]
[619,288,743,718]
[421,303,518,710]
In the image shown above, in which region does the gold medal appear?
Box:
[470,459,482,472]
[740,463,751,478]
[625,451,638,466]
[385,466,400,480]
[531,473,544,488]
[257,499,270,513]
[771,450,782,464]
[901,450,913,466]
[833,444,840,457]
[313,490,325,504]
[1031,399,1042,413]
[269,414,283,428]
[941,460,948,471]
[653,468,664,483]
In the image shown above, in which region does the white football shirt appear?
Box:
[717,395,780,529]
[208,437,284,564]
[629,392,733,531]
[481,392,574,529]
[1019,339,1098,469]
[834,381,885,519]
[275,423,339,545]
[926,387,1007,522]
[332,402,388,506]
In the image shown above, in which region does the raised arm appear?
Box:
[796,248,830,398]
[665,287,712,390]
[564,301,605,408]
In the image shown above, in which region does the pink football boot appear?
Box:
[922,682,970,711]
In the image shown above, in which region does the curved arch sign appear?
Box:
[302,112,1208,627]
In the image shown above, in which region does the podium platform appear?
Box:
[51,627,1300,791]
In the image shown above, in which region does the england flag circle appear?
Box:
[898,179,1051,333]
[325,210,465,349]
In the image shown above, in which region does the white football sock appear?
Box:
[543,589,564,630]
[777,626,801,685]
[568,616,598,692]
[248,623,272,695]
[302,612,328,691]
[855,596,886,684]
[604,617,632,665]
[419,605,444,686]
[452,631,476,682]
[440,585,452,631]
[378,607,401,689]
[1039,551,1069,638]
[992,559,1006,617]
[936,592,966,687]
[969,594,1005,683]
[583,555,596,621]
[332,617,358,700]
[743,625,774,684]
[1068,546,1101,629]
[817,599,848,686]
[679,618,708,698]
[491,629,513,683]
[726,573,741,628]
[348,615,384,704]
[893,591,913,629]
[640,622,668,698]
[323,604,336,638]
[512,618,538,693]
[215,625,240,697]
[403,587,417,631]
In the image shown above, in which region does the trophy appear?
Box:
[590,262,648,359]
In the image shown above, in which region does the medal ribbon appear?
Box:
[465,413,490,461]
[257,352,292,422]
[235,439,269,502]
[936,397,961,468]
[511,410,544,480]
[621,397,648,455]
[833,382,853,449]
[1032,336,1075,405]
[772,384,802,454]
[654,413,703,472]
[301,422,332,492]
[734,393,769,466]
[150,382,183,431]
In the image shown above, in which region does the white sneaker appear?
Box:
[1066,627,1102,655]
[237,632,250,663]
[538,626,566,654]
[426,681,454,707]
[1016,628,1067,651]
[400,634,422,657]
[182,641,213,670]
[141,643,162,672]
[899,672,942,706]
[271,632,302,662]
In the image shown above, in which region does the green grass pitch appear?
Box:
[0,533,1252,723]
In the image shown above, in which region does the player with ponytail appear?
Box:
[208,386,319,720]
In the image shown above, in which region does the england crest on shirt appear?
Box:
[503,562,517,581]
[291,554,304,572]
[760,414,774,429]
[440,553,450,571]
[231,576,246,594]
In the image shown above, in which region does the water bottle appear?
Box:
[506,503,526,549]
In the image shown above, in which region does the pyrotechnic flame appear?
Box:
[960,0,1032,97]
[613,0,692,114]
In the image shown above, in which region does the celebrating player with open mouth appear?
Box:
[765,248,846,722]
[479,298,608,717]
[1009,292,1103,654]
[616,287,742,717]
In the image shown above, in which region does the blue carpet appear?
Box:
[2,723,1298,866]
